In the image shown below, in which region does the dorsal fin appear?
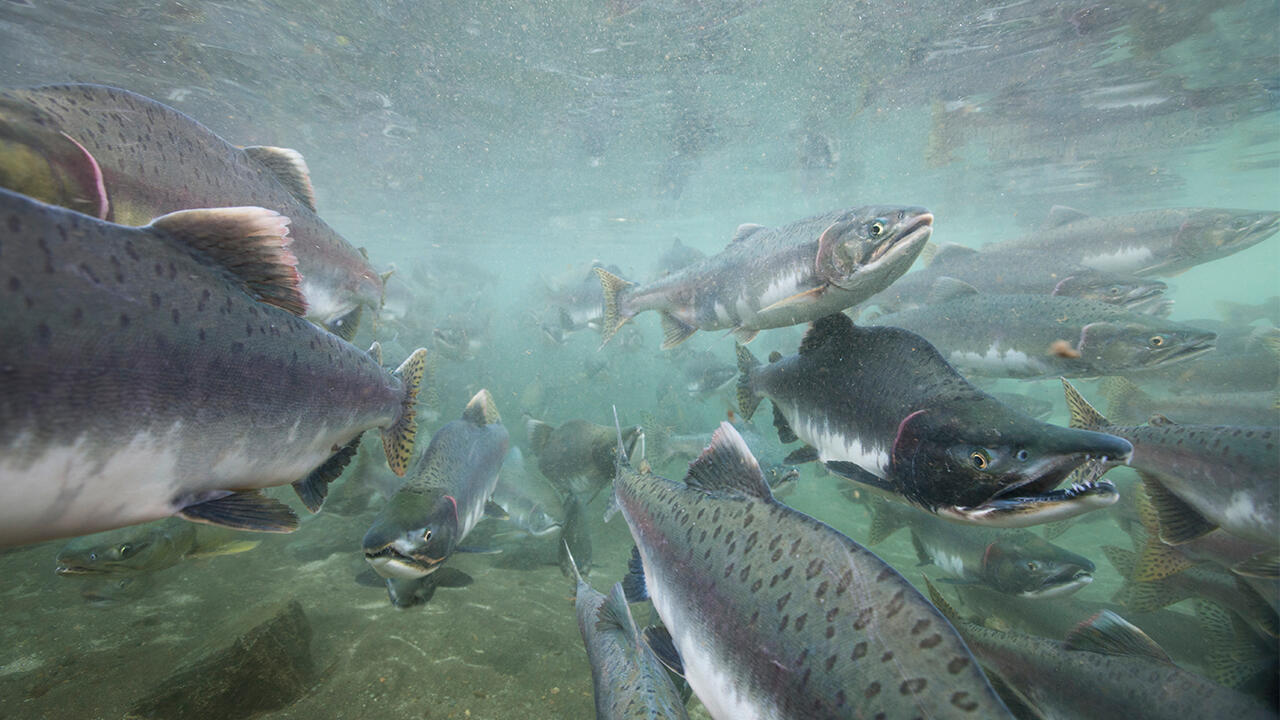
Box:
[927,242,979,267]
[242,146,318,212]
[1063,610,1173,664]
[683,422,773,501]
[798,312,856,355]
[1061,378,1111,430]
[595,582,641,645]
[730,223,766,243]
[462,388,500,425]
[926,276,980,304]
[366,341,383,366]
[147,207,306,317]
[1044,205,1090,228]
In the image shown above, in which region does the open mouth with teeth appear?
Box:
[364,545,441,579]
[939,450,1124,528]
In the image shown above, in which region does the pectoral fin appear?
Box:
[757,285,826,315]
[178,491,299,533]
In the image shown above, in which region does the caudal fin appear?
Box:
[735,343,762,420]
[382,348,428,476]
[595,267,634,347]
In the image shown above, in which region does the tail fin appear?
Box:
[382,348,427,476]
[735,343,762,420]
[866,499,908,545]
[524,415,554,455]
[595,267,634,347]
[1100,376,1149,424]
[1061,378,1111,431]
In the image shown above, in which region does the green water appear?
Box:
[1,1,1277,718]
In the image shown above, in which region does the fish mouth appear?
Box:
[941,445,1126,528]
[55,565,106,576]
[1119,284,1167,310]
[364,545,441,579]
[869,212,934,265]
[1020,569,1093,600]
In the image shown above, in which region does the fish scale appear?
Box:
[615,422,1010,719]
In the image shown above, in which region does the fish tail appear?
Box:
[735,343,762,420]
[594,267,634,347]
[524,414,554,455]
[1060,378,1111,431]
[382,348,428,476]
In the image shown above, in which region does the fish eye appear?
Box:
[1026,561,1039,571]
[1015,449,1029,462]
[422,529,432,542]
[1108,286,1121,296]
[1149,335,1165,347]
[969,450,990,470]
[1232,218,1248,229]
[118,544,133,557]
[869,220,886,237]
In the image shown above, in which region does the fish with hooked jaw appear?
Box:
[596,205,933,349]
[362,390,508,604]
[737,312,1133,527]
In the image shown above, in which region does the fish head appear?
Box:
[1167,208,1280,270]
[981,533,1095,599]
[816,206,933,292]
[1077,320,1216,372]
[893,404,1132,527]
[1051,271,1167,309]
[763,463,801,496]
[521,504,564,537]
[0,94,110,220]
[54,525,182,576]
[362,494,459,579]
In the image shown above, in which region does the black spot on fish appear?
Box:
[835,689,846,707]
[699,530,707,542]
[154,262,164,276]
[777,592,791,612]
[865,681,881,698]
[751,579,762,593]
[769,534,781,550]
[901,678,927,695]
[771,548,783,562]
[198,328,206,341]
[790,537,802,555]
[781,566,792,580]
[778,614,789,631]
[852,641,867,660]
[876,567,895,582]
[124,241,139,261]
[911,619,930,635]
[885,590,906,618]
[119,313,130,328]
[724,562,735,578]
[246,323,254,337]
[748,610,758,626]
[150,292,161,308]
[825,625,835,639]
[951,691,979,711]
[727,541,737,555]
[795,648,808,666]
[739,565,751,582]
[806,557,824,580]
[836,569,852,596]
[948,656,970,674]
[171,308,181,324]
[794,613,807,632]
[853,607,873,630]
[71,307,83,325]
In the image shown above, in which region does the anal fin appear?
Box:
[659,312,697,349]
[327,305,363,342]
[784,445,820,464]
[178,491,299,533]
[1140,472,1216,544]
[771,403,798,444]
[1063,609,1173,664]
[292,434,363,513]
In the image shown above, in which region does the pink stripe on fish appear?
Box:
[893,409,928,454]
[444,494,459,523]
[59,131,109,220]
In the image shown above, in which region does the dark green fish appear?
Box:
[737,313,1132,526]
[363,390,508,582]
[926,580,1274,720]
[0,83,383,338]
[0,189,425,547]
[558,492,593,578]
[614,421,1011,719]
[526,415,642,498]
[55,519,258,577]
[565,546,689,720]
[985,205,1280,277]
[597,206,933,348]
[872,282,1217,379]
